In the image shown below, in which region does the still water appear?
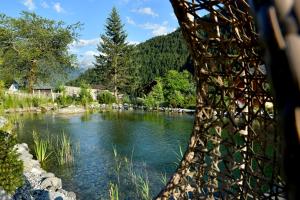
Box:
[16,111,194,199]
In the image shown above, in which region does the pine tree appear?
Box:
[0,130,23,194]
[94,7,132,99]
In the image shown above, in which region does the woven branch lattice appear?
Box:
[156,1,286,199]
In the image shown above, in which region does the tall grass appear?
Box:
[32,131,52,164]
[55,132,74,165]
[174,144,184,166]
[110,147,152,200]
[31,130,75,167]
[0,93,51,111]
[109,183,119,200]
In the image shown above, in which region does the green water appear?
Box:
[15,111,194,199]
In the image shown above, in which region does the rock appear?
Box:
[11,143,76,199]
[0,189,11,200]
[66,191,76,200]
[57,105,85,114]
[42,172,55,179]
[40,177,62,191]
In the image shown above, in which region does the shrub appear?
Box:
[0,130,23,194]
[121,94,131,104]
[32,97,40,107]
[78,83,93,107]
[97,91,116,104]
[56,95,73,107]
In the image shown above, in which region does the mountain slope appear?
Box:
[68,29,192,90]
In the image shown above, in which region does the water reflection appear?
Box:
[16,111,193,199]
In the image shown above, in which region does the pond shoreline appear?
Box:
[4,104,196,114]
[1,143,76,200]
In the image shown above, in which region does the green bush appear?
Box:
[56,95,73,107]
[78,83,93,107]
[0,130,23,194]
[121,94,131,104]
[32,97,40,107]
[97,91,116,104]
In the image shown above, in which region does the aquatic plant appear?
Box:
[174,144,184,166]
[112,145,122,184]
[109,182,119,200]
[160,172,167,185]
[137,175,151,200]
[55,132,74,165]
[110,147,152,199]
[32,131,52,164]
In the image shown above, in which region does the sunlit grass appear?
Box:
[110,147,152,199]
[32,130,52,164]
[174,143,184,166]
[55,132,74,165]
[109,182,119,200]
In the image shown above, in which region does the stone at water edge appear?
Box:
[40,177,62,191]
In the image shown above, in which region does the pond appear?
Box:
[15,111,194,199]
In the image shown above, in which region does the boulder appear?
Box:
[40,177,62,191]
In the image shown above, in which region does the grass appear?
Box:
[31,130,75,167]
[110,147,152,200]
[55,132,74,165]
[174,144,184,166]
[32,131,52,164]
[0,93,51,112]
[137,175,151,200]
[109,183,119,200]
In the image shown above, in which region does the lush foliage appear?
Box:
[32,131,52,164]
[163,70,195,108]
[97,91,116,104]
[135,29,191,86]
[0,130,23,194]
[0,93,51,111]
[144,70,195,108]
[0,12,81,91]
[69,29,192,97]
[55,85,74,107]
[144,80,164,108]
[78,83,93,107]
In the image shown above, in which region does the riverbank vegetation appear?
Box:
[31,130,74,166]
[0,119,23,194]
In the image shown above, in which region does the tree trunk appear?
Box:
[28,59,37,93]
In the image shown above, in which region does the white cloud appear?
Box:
[140,21,171,36]
[70,38,100,49]
[126,16,136,25]
[128,40,140,45]
[23,0,36,10]
[133,7,158,17]
[79,50,98,69]
[41,1,49,8]
[53,2,64,13]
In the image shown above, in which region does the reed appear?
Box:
[109,182,119,200]
[55,132,74,165]
[32,131,52,164]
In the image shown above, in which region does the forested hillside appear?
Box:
[135,29,190,84]
[69,29,193,94]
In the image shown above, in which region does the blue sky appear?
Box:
[0,0,179,69]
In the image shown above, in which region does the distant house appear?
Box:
[33,87,53,97]
[8,81,20,92]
